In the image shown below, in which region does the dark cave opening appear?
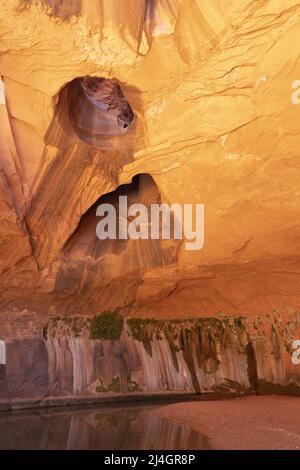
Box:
[62,173,179,273]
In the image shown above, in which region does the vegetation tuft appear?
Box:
[90,311,124,340]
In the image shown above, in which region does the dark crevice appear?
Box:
[246,340,258,390]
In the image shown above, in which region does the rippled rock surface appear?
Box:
[1,1,300,315]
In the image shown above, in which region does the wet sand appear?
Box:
[154,395,300,450]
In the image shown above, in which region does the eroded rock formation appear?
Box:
[0,311,299,407]
[1,1,300,403]
[1,1,300,316]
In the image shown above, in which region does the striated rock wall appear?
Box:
[1,1,300,316]
[45,316,250,395]
[0,312,299,407]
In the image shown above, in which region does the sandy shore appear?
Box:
[153,395,300,450]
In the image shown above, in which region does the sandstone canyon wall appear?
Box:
[1,1,300,405]
[1,0,300,316]
[0,311,300,407]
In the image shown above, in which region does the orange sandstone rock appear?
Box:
[0,1,300,317]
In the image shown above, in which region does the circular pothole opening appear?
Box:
[63,76,136,146]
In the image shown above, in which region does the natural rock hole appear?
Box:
[67,76,135,144]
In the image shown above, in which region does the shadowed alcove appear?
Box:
[62,173,180,278]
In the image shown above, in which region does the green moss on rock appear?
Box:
[95,377,121,393]
[108,376,121,393]
[126,374,139,392]
[257,379,300,396]
[127,317,159,342]
[90,311,124,340]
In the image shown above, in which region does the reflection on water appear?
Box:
[0,403,209,450]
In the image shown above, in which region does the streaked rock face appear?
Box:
[1,0,300,320]
[0,312,299,405]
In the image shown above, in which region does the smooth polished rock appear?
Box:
[0,1,300,317]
